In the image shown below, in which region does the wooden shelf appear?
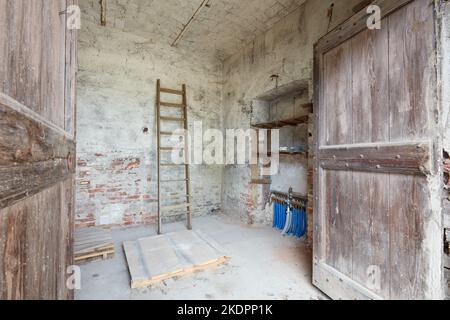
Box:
[251,114,309,129]
[255,80,309,102]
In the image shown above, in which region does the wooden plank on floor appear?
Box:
[123,230,230,289]
[74,227,115,263]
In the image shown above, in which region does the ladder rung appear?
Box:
[164,212,190,218]
[159,147,184,151]
[161,203,191,211]
[160,116,185,122]
[160,179,189,183]
[160,102,185,108]
[160,88,183,95]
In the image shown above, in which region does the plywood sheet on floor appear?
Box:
[123,230,230,289]
[74,227,115,263]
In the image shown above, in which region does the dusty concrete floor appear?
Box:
[75,215,326,300]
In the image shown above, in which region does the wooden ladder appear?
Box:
[156,80,192,234]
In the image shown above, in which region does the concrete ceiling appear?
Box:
[80,0,307,61]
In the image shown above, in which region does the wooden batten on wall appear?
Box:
[100,0,107,26]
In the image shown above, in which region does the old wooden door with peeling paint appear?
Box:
[313,0,443,299]
[0,0,78,299]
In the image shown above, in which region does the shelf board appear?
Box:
[251,179,271,185]
[255,80,309,102]
[251,114,309,129]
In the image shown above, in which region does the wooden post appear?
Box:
[156,80,162,234]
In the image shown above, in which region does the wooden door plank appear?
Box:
[0,181,74,300]
[387,0,440,300]
[167,230,220,266]
[325,170,353,278]
[59,178,74,300]
[389,175,428,299]
[316,0,413,54]
[0,100,76,209]
[351,172,390,297]
[388,0,434,142]
[323,41,352,146]
[350,27,390,296]
[351,26,389,144]
[0,0,77,300]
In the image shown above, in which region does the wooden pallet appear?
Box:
[74,227,115,263]
[123,229,230,289]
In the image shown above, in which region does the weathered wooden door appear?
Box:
[313,0,443,299]
[0,0,77,299]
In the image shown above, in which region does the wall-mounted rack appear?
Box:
[271,190,307,209]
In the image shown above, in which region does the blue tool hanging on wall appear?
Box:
[272,188,307,239]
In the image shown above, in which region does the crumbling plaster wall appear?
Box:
[221,0,361,228]
[76,16,223,227]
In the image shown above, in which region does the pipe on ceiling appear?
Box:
[171,0,210,47]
